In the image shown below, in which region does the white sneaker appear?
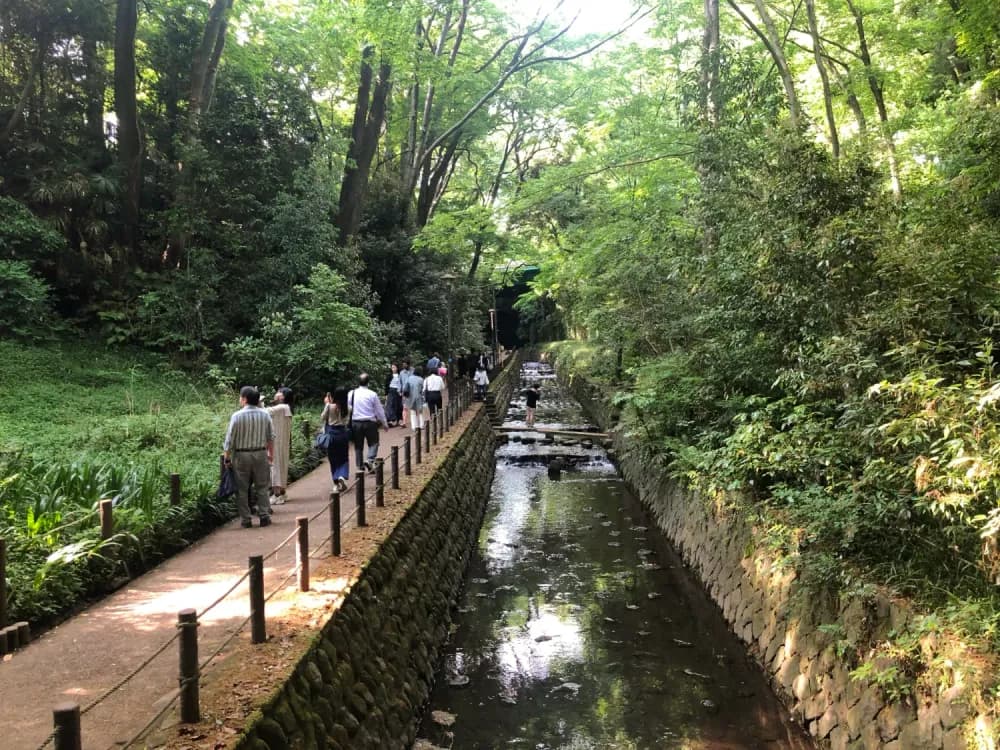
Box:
[270,494,286,505]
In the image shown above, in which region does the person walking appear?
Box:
[399,359,413,427]
[349,373,388,473]
[424,366,445,415]
[405,365,427,431]
[320,387,352,492]
[523,383,541,427]
[427,352,441,372]
[473,365,489,400]
[385,363,403,427]
[223,386,275,528]
[266,390,292,505]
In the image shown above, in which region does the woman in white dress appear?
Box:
[267,391,293,504]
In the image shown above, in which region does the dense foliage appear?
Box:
[5,0,1000,714]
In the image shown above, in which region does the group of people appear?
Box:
[222,353,497,529]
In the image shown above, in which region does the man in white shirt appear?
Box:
[349,373,388,473]
[424,369,445,415]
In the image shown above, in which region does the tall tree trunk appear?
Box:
[188,0,231,130]
[0,36,46,146]
[701,0,722,124]
[805,0,840,158]
[165,0,232,267]
[846,0,900,197]
[115,0,142,255]
[336,50,392,242]
[83,37,106,156]
[729,0,801,126]
[415,130,461,227]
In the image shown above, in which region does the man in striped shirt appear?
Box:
[223,386,276,528]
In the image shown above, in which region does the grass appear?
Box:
[0,339,233,488]
[0,338,324,628]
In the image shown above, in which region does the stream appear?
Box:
[414,362,812,749]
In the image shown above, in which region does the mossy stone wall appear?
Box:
[559,370,983,750]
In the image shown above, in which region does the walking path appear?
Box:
[2,390,469,750]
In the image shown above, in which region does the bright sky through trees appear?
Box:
[501,0,650,38]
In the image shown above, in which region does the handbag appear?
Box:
[313,429,333,451]
[217,454,237,498]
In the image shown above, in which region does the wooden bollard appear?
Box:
[3,624,18,650]
[391,446,400,490]
[0,537,7,628]
[330,491,341,556]
[301,419,311,440]
[404,437,412,475]
[355,471,366,527]
[424,421,431,453]
[15,620,29,646]
[178,609,200,723]
[170,473,181,506]
[415,428,422,464]
[296,517,309,592]
[53,702,82,750]
[99,499,113,540]
[0,627,8,655]
[375,460,385,507]
[431,412,438,446]
[249,555,265,644]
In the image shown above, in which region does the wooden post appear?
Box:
[431,412,438,446]
[3,624,18,650]
[249,555,265,644]
[178,609,200,723]
[52,702,82,750]
[425,420,431,453]
[296,517,309,592]
[0,627,8,656]
[375,459,385,507]
[301,419,311,441]
[15,620,29,646]
[99,499,113,540]
[415,428,422,464]
[330,491,341,556]
[170,473,181,506]
[356,471,366,527]
[391,446,400,490]
[404,437,412,475]
[0,537,7,629]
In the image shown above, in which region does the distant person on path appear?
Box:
[424,367,445,414]
[385,363,403,427]
[321,387,352,492]
[223,386,275,528]
[349,373,388,473]
[474,365,489,400]
[405,365,427,431]
[266,390,292,505]
[523,383,541,427]
[427,353,441,372]
[399,359,413,426]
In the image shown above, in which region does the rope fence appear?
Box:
[36,378,481,750]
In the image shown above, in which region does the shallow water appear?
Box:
[415,365,812,750]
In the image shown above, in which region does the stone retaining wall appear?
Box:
[235,402,511,750]
[484,351,522,425]
[558,369,985,750]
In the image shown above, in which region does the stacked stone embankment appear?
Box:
[558,367,987,750]
[236,369,519,750]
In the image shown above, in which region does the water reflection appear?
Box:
[415,364,811,750]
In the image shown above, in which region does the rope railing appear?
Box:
[38,379,486,750]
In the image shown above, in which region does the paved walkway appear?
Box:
[2,391,467,750]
